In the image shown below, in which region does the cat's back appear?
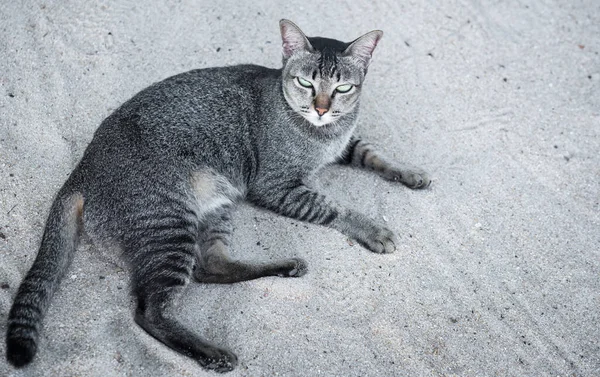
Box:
[99,64,281,139]
[137,64,281,115]
[84,65,281,163]
[72,65,282,194]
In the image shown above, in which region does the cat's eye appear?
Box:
[296,77,313,88]
[336,84,354,93]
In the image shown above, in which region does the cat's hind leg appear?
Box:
[128,225,237,372]
[193,205,307,284]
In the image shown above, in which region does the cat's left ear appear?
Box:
[343,30,383,69]
[280,19,314,58]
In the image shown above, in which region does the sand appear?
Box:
[1,0,599,376]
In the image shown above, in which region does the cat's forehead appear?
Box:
[294,58,354,80]
[307,37,351,80]
[289,37,362,83]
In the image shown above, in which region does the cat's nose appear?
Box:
[315,107,329,116]
[314,93,331,117]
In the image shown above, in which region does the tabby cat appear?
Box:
[6,20,430,372]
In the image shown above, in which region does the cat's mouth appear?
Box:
[298,107,339,127]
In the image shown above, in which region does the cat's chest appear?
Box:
[294,125,355,171]
[258,120,355,181]
[321,131,353,164]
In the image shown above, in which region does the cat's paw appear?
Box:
[278,257,308,277]
[198,346,238,373]
[356,226,398,254]
[382,166,431,189]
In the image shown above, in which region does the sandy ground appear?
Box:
[1,1,599,376]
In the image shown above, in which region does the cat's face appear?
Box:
[280,20,382,127]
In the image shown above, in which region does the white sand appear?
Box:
[1,1,599,376]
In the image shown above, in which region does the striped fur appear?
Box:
[6,189,83,367]
[6,20,429,372]
[338,136,431,188]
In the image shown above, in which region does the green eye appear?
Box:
[296,77,313,88]
[336,84,353,93]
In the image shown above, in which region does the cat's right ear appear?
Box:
[279,19,314,59]
[343,30,383,70]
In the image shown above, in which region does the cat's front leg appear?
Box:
[338,136,431,189]
[248,183,397,253]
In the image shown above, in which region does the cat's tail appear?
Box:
[6,188,84,367]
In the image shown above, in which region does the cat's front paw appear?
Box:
[383,166,431,189]
[356,226,398,254]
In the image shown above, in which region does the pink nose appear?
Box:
[316,107,329,116]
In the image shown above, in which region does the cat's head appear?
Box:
[279,19,382,127]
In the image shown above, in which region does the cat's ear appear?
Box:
[279,19,314,58]
[343,30,383,69]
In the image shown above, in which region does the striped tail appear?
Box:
[6,190,83,367]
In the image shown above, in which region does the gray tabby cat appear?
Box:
[6,20,429,372]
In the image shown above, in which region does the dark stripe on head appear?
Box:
[307,37,350,78]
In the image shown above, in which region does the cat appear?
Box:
[6,19,430,372]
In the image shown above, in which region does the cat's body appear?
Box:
[6,20,430,372]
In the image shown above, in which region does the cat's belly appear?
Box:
[190,169,243,218]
